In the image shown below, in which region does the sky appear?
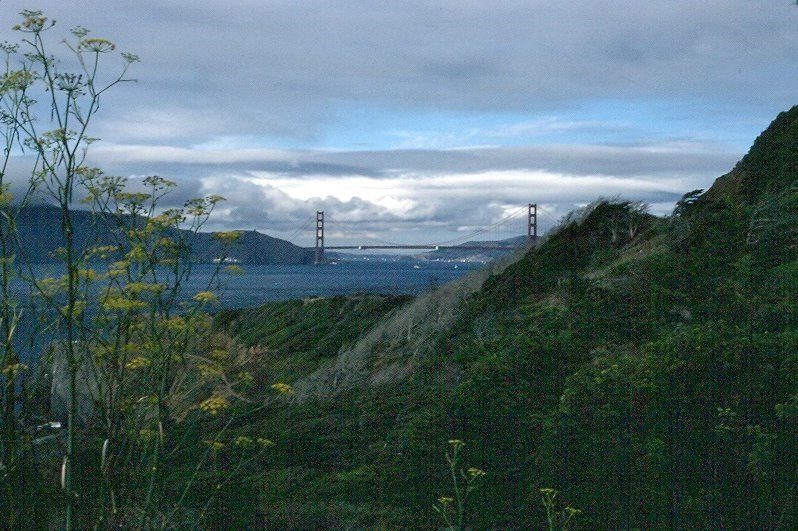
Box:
[3,0,798,247]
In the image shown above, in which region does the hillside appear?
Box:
[419,235,531,262]
[195,106,798,528]
[13,205,313,264]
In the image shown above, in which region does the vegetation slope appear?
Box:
[163,107,798,528]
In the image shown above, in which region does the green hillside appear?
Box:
[198,106,798,528]
[18,107,798,528]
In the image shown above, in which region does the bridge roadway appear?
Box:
[319,244,522,251]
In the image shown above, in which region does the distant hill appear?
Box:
[188,229,313,265]
[12,205,314,264]
[419,234,532,262]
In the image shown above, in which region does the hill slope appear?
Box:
[201,107,798,528]
[13,205,313,264]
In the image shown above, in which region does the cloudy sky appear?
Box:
[3,1,798,247]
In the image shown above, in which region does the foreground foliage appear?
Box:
[2,5,798,528]
[0,11,271,528]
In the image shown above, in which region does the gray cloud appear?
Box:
[1,1,795,142]
[0,0,792,246]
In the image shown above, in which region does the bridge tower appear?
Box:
[315,211,325,264]
[528,203,537,243]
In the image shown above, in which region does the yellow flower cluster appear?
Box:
[447,439,465,450]
[467,467,486,479]
[0,186,13,206]
[193,291,218,304]
[213,231,242,244]
[107,261,128,279]
[199,364,222,378]
[125,282,166,296]
[125,246,148,263]
[224,436,275,448]
[2,363,28,377]
[78,37,115,52]
[203,440,225,451]
[36,276,67,297]
[124,356,152,370]
[102,294,147,312]
[199,395,230,415]
[225,264,244,275]
[270,382,293,394]
[164,316,188,332]
[237,371,254,385]
[86,245,118,260]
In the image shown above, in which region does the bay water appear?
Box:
[8,259,486,363]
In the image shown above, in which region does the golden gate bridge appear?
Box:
[307,203,540,264]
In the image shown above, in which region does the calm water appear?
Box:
[188,260,484,308]
[9,260,486,363]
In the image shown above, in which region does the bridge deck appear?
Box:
[314,245,524,251]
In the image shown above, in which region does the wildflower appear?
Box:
[78,38,115,52]
[199,395,230,415]
[213,231,242,244]
[125,282,166,295]
[193,291,218,304]
[203,440,225,451]
[124,356,152,370]
[70,26,89,39]
[107,260,129,279]
[0,69,33,91]
[225,264,244,275]
[126,246,148,263]
[13,10,50,32]
[86,245,118,259]
[60,300,87,319]
[121,52,140,64]
[2,363,28,377]
[102,295,147,311]
[55,73,83,94]
[0,186,12,206]
[467,467,486,479]
[164,316,188,332]
[198,364,222,378]
[271,382,293,394]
